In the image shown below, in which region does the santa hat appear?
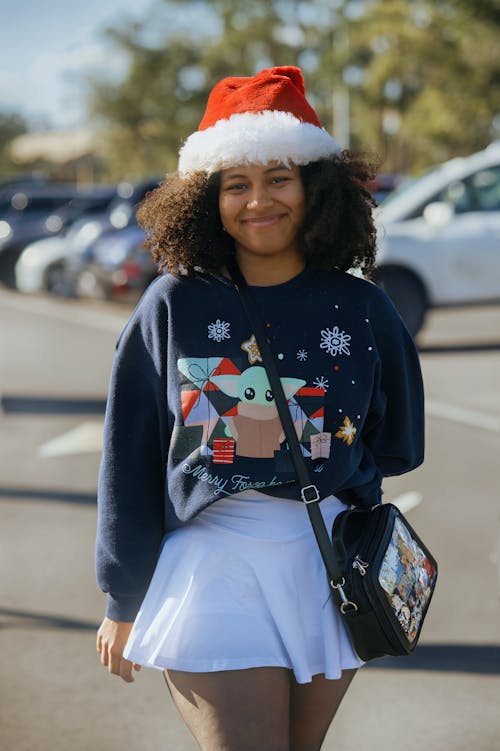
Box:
[178,66,341,176]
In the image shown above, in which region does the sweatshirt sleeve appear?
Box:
[362,286,425,479]
[95,296,169,622]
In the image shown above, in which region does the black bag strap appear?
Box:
[227,258,346,589]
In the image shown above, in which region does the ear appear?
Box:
[210,374,240,397]
[281,377,306,400]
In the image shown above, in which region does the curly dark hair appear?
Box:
[137,151,379,278]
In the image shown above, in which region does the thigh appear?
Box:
[289,669,357,751]
[164,667,291,751]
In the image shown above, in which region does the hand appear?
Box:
[96,617,142,683]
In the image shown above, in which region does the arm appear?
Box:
[95,291,169,650]
[363,286,425,479]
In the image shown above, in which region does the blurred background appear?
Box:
[1,2,499,750]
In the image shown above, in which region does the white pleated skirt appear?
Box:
[123,491,363,684]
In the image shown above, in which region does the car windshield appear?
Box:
[376,173,427,208]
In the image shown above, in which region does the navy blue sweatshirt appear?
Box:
[96,266,424,620]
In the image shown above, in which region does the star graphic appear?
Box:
[241,334,263,364]
[335,416,357,446]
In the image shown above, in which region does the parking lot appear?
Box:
[0,290,499,751]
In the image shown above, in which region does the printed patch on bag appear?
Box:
[378,518,437,644]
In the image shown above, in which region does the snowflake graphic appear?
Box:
[297,349,308,362]
[207,319,231,342]
[313,376,329,391]
[320,326,351,357]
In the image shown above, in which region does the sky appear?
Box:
[0,0,156,130]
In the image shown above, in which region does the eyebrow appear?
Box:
[221,165,293,182]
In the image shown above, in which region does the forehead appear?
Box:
[220,162,298,180]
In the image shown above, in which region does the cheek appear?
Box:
[297,185,306,211]
[218,195,227,225]
[293,198,306,228]
[219,195,237,229]
[289,184,305,221]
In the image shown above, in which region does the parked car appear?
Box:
[73,225,158,301]
[0,175,54,196]
[373,142,500,336]
[369,173,401,205]
[0,185,76,286]
[0,185,116,287]
[56,177,161,296]
[15,216,109,295]
[14,178,160,295]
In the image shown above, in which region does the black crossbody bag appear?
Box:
[228,259,438,662]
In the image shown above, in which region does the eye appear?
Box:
[244,387,255,400]
[225,182,247,192]
[265,389,273,402]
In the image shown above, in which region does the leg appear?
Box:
[164,667,291,751]
[289,669,357,751]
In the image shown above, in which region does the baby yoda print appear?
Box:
[211,366,305,458]
[176,356,324,466]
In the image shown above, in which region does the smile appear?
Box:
[241,215,284,227]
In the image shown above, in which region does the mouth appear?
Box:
[241,215,284,228]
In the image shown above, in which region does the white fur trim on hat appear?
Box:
[178,110,341,176]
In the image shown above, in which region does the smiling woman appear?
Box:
[95,66,425,751]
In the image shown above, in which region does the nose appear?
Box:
[246,184,273,210]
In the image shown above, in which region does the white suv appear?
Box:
[373,142,500,336]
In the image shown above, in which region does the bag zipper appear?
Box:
[352,555,369,575]
[354,506,393,573]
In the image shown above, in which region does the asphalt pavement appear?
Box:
[1,290,499,751]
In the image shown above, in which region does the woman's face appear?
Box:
[218,162,305,263]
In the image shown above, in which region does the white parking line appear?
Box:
[386,491,423,514]
[425,399,500,433]
[0,289,127,335]
[38,421,103,457]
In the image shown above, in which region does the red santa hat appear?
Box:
[178,66,341,176]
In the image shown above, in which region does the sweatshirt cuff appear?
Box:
[337,474,383,508]
[105,592,144,622]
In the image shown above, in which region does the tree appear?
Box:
[348,1,500,171]
[454,0,500,26]
[88,0,357,178]
[88,0,500,177]
[0,112,29,178]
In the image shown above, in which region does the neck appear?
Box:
[233,249,306,287]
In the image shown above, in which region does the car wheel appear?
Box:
[372,267,427,337]
[0,245,23,289]
[46,265,75,297]
[75,270,107,299]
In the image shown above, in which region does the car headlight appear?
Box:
[95,238,129,267]
[0,220,12,241]
[45,215,64,233]
[71,221,103,251]
[110,205,131,229]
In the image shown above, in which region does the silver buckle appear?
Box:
[301,484,320,504]
[331,578,359,614]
